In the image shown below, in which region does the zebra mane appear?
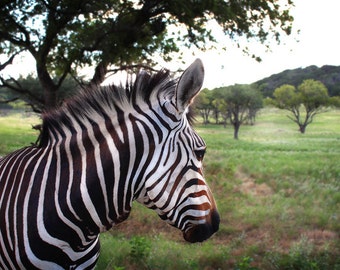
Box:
[39,69,181,147]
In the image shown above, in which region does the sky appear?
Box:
[2,0,340,89]
[181,0,340,89]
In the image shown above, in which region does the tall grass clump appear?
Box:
[98,233,232,270]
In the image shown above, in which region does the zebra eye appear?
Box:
[194,149,206,161]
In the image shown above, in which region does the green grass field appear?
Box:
[0,112,40,155]
[0,108,339,269]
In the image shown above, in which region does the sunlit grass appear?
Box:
[0,112,40,155]
[1,108,339,269]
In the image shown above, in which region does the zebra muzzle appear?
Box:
[183,209,220,243]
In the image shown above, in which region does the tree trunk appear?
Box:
[214,110,219,124]
[233,122,240,139]
[203,114,208,125]
[37,63,59,111]
[44,87,58,110]
[201,110,209,125]
[223,117,227,128]
[88,61,108,87]
[299,124,306,134]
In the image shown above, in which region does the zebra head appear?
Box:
[136,59,220,243]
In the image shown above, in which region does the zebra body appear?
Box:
[0,59,219,269]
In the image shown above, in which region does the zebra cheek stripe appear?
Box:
[0,58,219,269]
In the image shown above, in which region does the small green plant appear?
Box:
[129,236,151,266]
[234,256,259,270]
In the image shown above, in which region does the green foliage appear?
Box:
[0,0,294,110]
[129,236,151,266]
[272,79,330,133]
[1,74,79,112]
[330,96,340,107]
[199,84,263,139]
[195,88,215,124]
[255,65,340,97]
[234,256,259,270]
[273,84,299,109]
[298,79,329,109]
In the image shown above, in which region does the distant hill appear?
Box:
[253,65,340,97]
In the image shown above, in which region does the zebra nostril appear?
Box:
[183,209,220,243]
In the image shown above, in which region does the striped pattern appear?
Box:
[0,59,219,269]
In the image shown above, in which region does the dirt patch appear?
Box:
[300,229,338,245]
[234,169,273,196]
[213,225,339,255]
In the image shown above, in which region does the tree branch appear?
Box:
[0,97,19,104]
[286,114,299,124]
[0,12,32,50]
[0,49,26,71]
[0,77,44,106]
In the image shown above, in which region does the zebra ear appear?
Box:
[174,59,204,113]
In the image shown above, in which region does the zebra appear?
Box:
[0,59,219,269]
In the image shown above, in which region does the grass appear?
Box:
[0,108,339,269]
[0,112,40,155]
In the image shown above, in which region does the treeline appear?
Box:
[254,65,340,97]
[194,78,340,139]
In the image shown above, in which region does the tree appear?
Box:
[215,99,229,128]
[0,0,294,112]
[247,87,264,125]
[272,79,330,133]
[220,84,263,139]
[211,87,229,124]
[195,88,214,125]
[330,96,340,108]
[1,74,78,112]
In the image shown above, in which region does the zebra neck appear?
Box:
[44,103,173,232]
[41,118,136,234]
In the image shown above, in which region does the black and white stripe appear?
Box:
[0,59,219,269]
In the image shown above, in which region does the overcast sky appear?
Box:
[2,0,340,90]
[194,0,340,89]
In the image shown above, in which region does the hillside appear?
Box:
[254,65,340,97]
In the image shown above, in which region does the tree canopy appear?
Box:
[272,79,330,133]
[218,85,263,139]
[195,88,216,125]
[255,65,340,98]
[0,0,294,112]
[195,85,263,139]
